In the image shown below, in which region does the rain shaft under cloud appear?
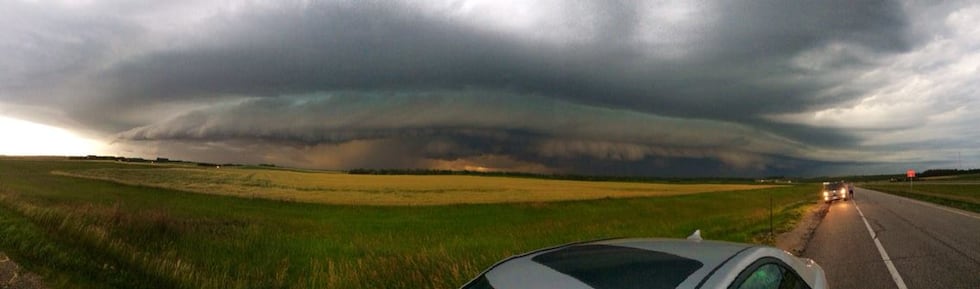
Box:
[3,0,980,176]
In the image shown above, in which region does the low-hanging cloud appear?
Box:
[115,90,864,173]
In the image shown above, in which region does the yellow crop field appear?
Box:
[53,166,779,205]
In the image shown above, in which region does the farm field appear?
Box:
[51,164,776,206]
[862,176,980,213]
[0,158,818,289]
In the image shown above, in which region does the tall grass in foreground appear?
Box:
[0,159,818,289]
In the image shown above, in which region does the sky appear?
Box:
[1,0,978,177]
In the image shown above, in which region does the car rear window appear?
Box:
[531,244,703,289]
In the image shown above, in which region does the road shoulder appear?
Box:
[776,202,829,256]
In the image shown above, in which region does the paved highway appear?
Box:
[804,187,980,289]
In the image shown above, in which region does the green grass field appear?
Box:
[0,158,819,289]
[862,179,980,213]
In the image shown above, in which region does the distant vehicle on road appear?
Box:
[821,181,849,203]
[460,233,827,289]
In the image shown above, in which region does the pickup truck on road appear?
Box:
[821,182,850,203]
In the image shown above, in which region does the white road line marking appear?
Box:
[854,201,909,289]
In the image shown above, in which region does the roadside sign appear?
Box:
[906,169,915,178]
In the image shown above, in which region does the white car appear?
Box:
[460,233,827,289]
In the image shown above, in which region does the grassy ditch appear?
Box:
[861,183,980,213]
[0,158,818,289]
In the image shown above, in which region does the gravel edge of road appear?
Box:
[0,252,48,289]
[776,202,830,256]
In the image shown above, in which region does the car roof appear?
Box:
[469,238,764,289]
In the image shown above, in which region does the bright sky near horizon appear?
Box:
[0,116,104,156]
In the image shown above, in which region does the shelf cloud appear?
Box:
[2,0,979,176]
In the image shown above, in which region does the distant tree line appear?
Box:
[802,174,901,183]
[67,155,244,168]
[68,155,160,163]
[918,168,980,178]
[347,168,755,183]
[194,162,243,168]
[887,168,980,182]
[799,168,980,183]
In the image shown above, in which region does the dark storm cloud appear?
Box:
[92,0,909,150]
[0,1,139,98]
[3,0,978,175]
[96,0,910,117]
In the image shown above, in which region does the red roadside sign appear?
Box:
[907,169,916,178]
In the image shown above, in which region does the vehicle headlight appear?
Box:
[823,191,829,197]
